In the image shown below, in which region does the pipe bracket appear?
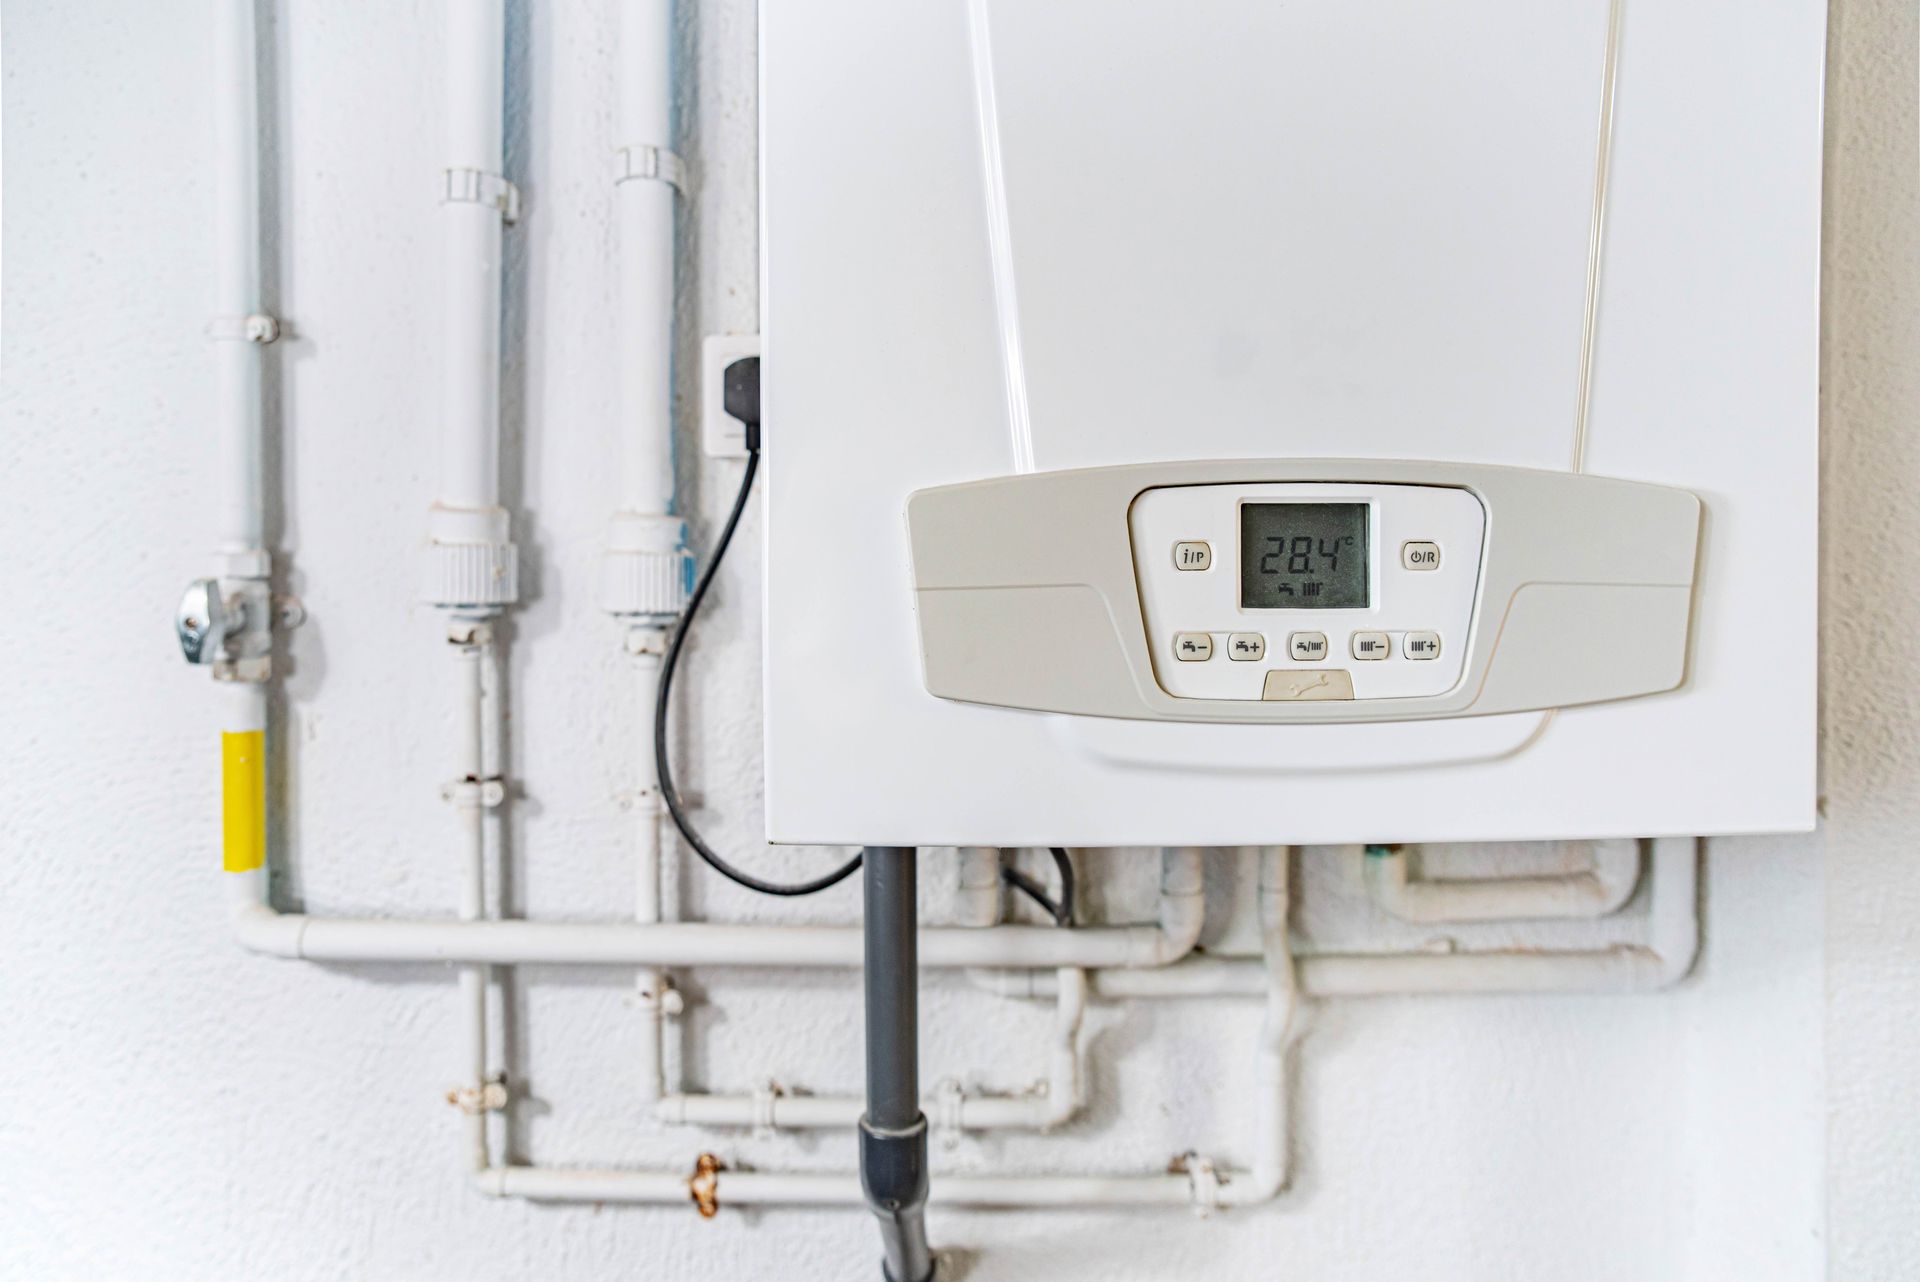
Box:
[443,167,521,224]
[205,313,280,343]
[931,1079,965,1152]
[441,778,506,809]
[750,1083,783,1139]
[448,1076,508,1115]
[1174,1152,1222,1217]
[615,144,687,196]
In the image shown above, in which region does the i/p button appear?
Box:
[1173,541,1212,571]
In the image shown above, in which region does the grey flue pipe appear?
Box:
[861,847,935,1282]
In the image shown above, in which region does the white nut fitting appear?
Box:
[600,512,691,618]
[423,504,519,609]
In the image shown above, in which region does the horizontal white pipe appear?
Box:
[1363,840,1642,924]
[654,1091,1047,1133]
[230,847,1203,971]
[972,837,1699,1001]
[652,1090,1083,1132]
[228,839,1694,996]
[232,908,1179,970]
[657,1092,858,1128]
[476,1165,1214,1209]
[477,854,1291,1213]
[658,965,1088,1133]
[653,1086,1075,1136]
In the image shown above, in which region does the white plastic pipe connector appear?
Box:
[1363,840,1642,924]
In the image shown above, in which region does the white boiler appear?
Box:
[758,0,1823,847]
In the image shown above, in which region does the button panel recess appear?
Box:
[1129,481,1485,701]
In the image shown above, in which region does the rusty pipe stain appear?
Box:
[689,1152,724,1218]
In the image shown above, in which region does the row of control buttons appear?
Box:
[1174,630,1441,662]
[1173,540,1442,572]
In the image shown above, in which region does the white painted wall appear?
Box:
[0,1,1905,1278]
[1820,1,1920,1277]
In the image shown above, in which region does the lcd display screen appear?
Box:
[1239,503,1369,609]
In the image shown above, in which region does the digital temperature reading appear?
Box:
[1239,502,1369,609]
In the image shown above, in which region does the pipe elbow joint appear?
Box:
[230,901,305,958]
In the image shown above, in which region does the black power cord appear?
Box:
[1001,848,1076,926]
[654,356,1083,923]
[654,357,863,896]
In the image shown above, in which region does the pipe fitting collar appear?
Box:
[858,1114,930,1215]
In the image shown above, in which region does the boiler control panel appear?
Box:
[906,459,1700,724]
[1130,482,1485,702]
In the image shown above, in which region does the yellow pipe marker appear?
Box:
[222,730,266,872]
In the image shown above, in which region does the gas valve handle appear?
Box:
[176,578,238,664]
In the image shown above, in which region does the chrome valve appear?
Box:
[176,578,240,665]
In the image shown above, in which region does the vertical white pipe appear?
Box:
[630,629,669,1106]
[439,0,507,516]
[212,0,265,564]
[1244,846,1297,1200]
[615,0,676,521]
[1041,967,1087,1127]
[454,636,490,1172]
[953,848,1003,928]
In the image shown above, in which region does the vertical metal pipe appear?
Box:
[863,847,920,1127]
[860,847,933,1282]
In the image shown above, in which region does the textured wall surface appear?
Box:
[0,1,1902,1279]
[1821,0,1920,1276]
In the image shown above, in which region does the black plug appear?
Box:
[723,356,761,452]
